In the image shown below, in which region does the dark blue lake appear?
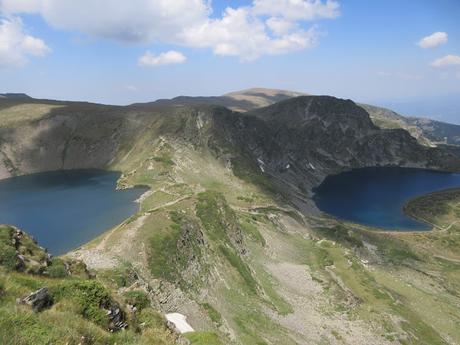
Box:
[0,170,147,255]
[313,167,460,231]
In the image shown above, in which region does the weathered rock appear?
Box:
[20,287,53,312]
[107,305,128,332]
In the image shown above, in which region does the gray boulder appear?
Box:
[20,287,53,312]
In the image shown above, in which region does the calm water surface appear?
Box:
[313,167,460,231]
[0,170,147,254]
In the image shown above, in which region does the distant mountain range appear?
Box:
[2,88,459,149]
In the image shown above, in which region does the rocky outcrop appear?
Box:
[20,287,53,312]
[107,304,128,332]
[0,226,51,273]
[0,225,91,278]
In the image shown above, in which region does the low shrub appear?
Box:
[123,290,150,311]
[47,258,68,278]
[52,280,111,327]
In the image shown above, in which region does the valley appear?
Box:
[1,89,460,345]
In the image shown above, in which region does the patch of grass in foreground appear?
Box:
[50,279,111,327]
[0,270,176,345]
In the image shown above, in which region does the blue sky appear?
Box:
[1,0,459,123]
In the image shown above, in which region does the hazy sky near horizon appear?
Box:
[0,0,459,123]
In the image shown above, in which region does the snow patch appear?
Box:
[165,313,194,334]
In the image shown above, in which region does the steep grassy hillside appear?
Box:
[0,225,178,345]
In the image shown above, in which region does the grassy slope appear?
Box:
[69,131,460,345]
[0,225,176,345]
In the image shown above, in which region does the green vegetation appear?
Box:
[0,226,20,271]
[219,245,258,294]
[0,245,17,271]
[0,225,176,345]
[240,218,266,246]
[196,191,232,242]
[314,224,363,248]
[123,290,150,311]
[231,157,276,194]
[404,188,460,224]
[201,302,222,326]
[152,154,175,166]
[184,332,223,345]
[98,264,138,288]
[51,279,111,326]
[146,210,204,290]
[375,236,420,264]
[148,216,182,281]
[196,191,260,295]
[47,258,68,278]
[0,268,175,345]
[0,103,63,127]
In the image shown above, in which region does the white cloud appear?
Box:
[1,0,211,43]
[0,16,50,68]
[417,31,448,49]
[430,54,460,67]
[1,0,339,61]
[266,17,295,36]
[181,7,319,61]
[0,0,41,13]
[138,50,186,66]
[252,0,340,21]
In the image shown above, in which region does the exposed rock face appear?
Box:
[204,96,460,211]
[20,287,53,312]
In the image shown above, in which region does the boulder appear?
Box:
[20,287,53,312]
[107,305,128,332]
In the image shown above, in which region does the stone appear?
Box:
[107,304,128,332]
[21,287,53,312]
